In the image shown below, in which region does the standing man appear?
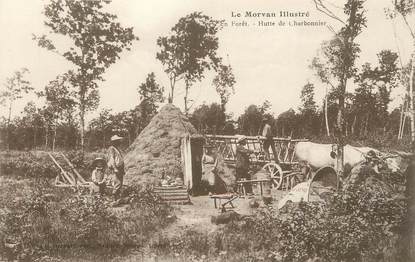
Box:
[260,117,279,163]
[107,135,125,201]
[236,136,254,193]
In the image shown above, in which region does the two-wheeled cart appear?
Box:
[204,135,308,190]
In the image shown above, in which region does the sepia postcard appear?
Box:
[0,0,414,261]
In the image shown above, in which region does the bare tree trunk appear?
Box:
[325,92,330,136]
[45,126,48,150]
[6,102,12,151]
[336,0,359,183]
[184,79,190,115]
[345,119,349,137]
[168,75,176,103]
[52,125,57,152]
[410,52,415,141]
[351,115,357,135]
[33,126,37,149]
[336,85,345,181]
[364,114,369,136]
[80,107,85,151]
[402,114,408,139]
[399,100,405,139]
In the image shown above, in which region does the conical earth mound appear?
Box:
[124,104,198,186]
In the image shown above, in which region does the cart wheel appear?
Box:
[262,162,283,189]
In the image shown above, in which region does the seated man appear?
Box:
[344,150,381,190]
[90,158,107,196]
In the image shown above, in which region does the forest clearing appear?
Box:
[1,0,415,261]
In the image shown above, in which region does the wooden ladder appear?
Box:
[48,153,89,187]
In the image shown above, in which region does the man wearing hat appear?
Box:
[344,150,381,190]
[236,136,254,193]
[107,135,125,200]
[260,117,279,163]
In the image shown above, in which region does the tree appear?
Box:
[350,51,399,136]
[390,0,415,141]
[313,0,367,178]
[156,12,223,112]
[34,0,138,150]
[38,73,77,151]
[300,82,318,113]
[352,67,377,136]
[17,102,44,149]
[0,68,33,150]
[190,103,226,134]
[311,47,340,137]
[138,72,164,129]
[89,108,113,148]
[299,83,319,137]
[212,63,236,111]
[238,103,274,136]
[276,109,300,137]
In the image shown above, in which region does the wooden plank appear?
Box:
[284,141,291,162]
[157,194,189,198]
[55,184,74,187]
[205,134,308,143]
[153,186,186,190]
[153,188,187,192]
[158,198,190,203]
[162,200,191,205]
[154,191,189,195]
[48,153,75,185]
[60,153,87,183]
[210,194,235,199]
[236,180,270,184]
[157,195,189,200]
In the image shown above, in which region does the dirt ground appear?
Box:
[1,173,289,262]
[115,189,288,262]
[158,188,287,238]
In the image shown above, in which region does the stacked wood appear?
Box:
[153,186,191,205]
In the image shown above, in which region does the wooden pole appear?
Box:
[60,153,87,184]
[399,101,405,139]
[48,153,75,185]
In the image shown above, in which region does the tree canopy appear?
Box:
[34,0,138,149]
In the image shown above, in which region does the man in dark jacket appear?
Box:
[236,136,253,193]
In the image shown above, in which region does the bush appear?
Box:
[0,181,174,261]
[274,182,406,262]
[0,150,103,180]
[156,178,406,262]
[0,152,58,179]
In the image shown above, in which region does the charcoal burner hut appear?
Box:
[123,104,204,194]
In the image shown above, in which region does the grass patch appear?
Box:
[0,180,174,261]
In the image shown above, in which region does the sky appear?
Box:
[0,0,413,122]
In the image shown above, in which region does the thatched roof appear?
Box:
[124,103,198,185]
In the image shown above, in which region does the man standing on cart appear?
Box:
[260,117,279,163]
[236,136,254,194]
